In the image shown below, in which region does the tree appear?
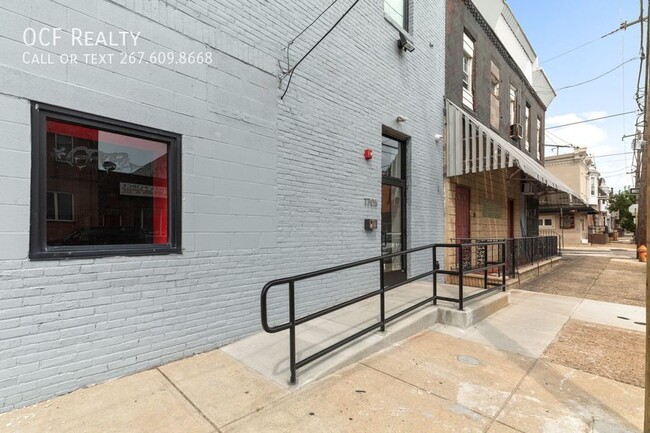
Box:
[609,189,637,232]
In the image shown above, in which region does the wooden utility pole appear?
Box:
[637,0,650,433]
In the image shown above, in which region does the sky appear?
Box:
[507,0,645,193]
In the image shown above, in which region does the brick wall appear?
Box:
[444,170,521,267]
[0,0,445,411]
[445,0,545,163]
[442,0,548,256]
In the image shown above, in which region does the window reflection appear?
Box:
[382,136,403,179]
[46,120,169,246]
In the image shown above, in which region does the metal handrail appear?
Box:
[260,241,506,383]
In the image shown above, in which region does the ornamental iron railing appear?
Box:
[453,235,560,277]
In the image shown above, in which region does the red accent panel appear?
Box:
[153,154,168,244]
[47,120,98,141]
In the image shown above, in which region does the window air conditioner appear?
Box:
[509,124,523,139]
[521,182,536,195]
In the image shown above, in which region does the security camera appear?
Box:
[398,33,415,52]
[396,115,408,123]
[434,134,443,142]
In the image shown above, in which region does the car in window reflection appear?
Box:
[51,226,148,246]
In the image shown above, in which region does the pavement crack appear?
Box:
[581,257,610,299]
[483,358,539,433]
[157,368,222,433]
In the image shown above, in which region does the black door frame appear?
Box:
[381,134,407,287]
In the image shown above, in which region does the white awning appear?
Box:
[445,100,583,203]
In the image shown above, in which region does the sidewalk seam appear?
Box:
[358,362,488,421]
[482,358,539,433]
[581,257,610,300]
[157,368,222,433]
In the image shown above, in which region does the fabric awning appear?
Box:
[446,100,584,204]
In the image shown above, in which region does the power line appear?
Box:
[555,57,638,91]
[541,37,602,65]
[546,110,637,130]
[546,130,574,146]
[591,151,635,158]
[541,16,647,65]
[289,0,341,46]
[282,0,342,77]
[281,0,362,99]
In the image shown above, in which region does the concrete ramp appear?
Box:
[223,281,510,388]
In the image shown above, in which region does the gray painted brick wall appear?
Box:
[0,0,445,411]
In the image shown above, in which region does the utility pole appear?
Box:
[637,0,650,433]
[640,137,647,249]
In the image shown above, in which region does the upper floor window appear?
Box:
[462,32,475,109]
[536,116,542,160]
[385,0,408,30]
[524,103,531,152]
[490,62,500,129]
[591,177,596,196]
[30,103,182,260]
[509,85,518,126]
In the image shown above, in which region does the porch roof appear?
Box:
[539,206,600,215]
[446,100,584,205]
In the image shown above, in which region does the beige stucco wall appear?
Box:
[539,212,589,247]
[544,153,590,203]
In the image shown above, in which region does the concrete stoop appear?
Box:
[437,291,510,328]
[223,289,510,389]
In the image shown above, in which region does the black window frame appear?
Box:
[381,130,408,283]
[30,102,182,260]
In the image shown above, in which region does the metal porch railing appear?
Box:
[260,241,506,384]
[454,235,560,277]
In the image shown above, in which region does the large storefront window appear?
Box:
[30,103,181,259]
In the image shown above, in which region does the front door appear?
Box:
[455,186,471,270]
[455,186,471,240]
[381,136,406,287]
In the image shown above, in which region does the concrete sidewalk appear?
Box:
[0,287,644,433]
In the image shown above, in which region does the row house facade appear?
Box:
[541,148,606,245]
[443,0,581,250]
[599,178,614,234]
[0,0,446,412]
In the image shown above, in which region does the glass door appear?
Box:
[381,136,406,286]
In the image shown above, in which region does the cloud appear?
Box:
[544,111,634,192]
[545,115,609,152]
[546,111,609,127]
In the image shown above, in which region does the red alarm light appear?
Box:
[364,148,373,160]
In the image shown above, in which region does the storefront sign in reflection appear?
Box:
[120,182,167,198]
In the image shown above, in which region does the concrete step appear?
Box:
[437,291,510,328]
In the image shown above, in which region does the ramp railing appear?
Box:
[261,241,505,383]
